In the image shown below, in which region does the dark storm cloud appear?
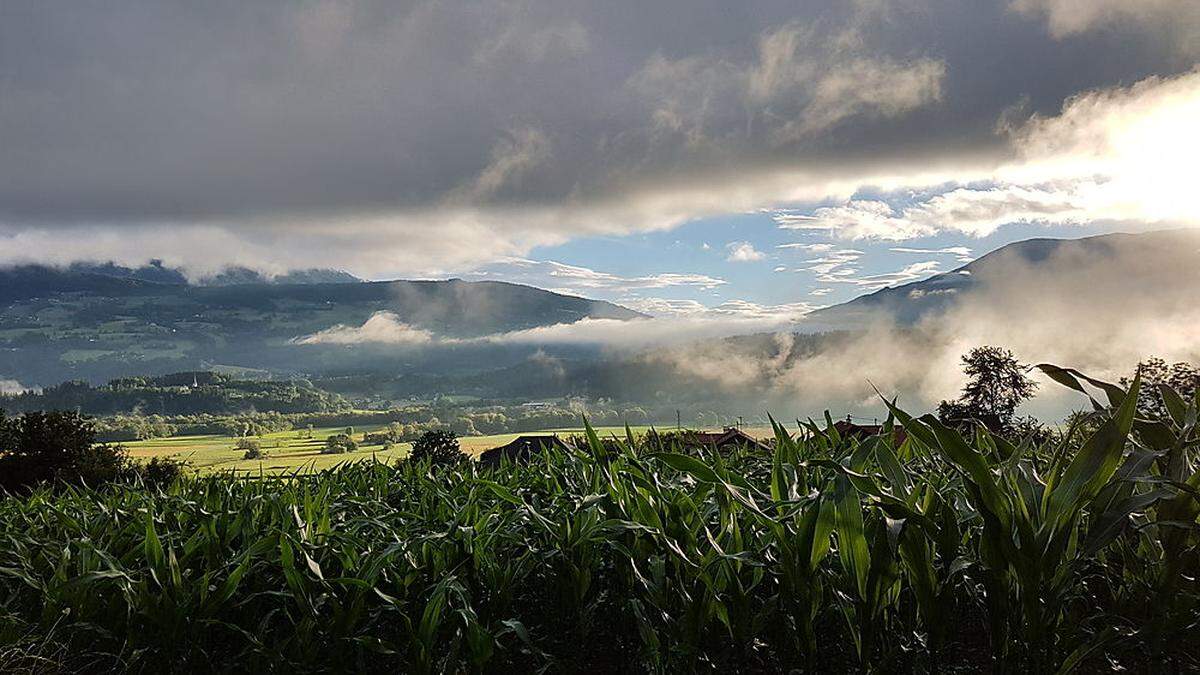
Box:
[0,0,1195,274]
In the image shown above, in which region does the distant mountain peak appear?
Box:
[807,229,1200,326]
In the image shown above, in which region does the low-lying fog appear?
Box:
[295,230,1200,422]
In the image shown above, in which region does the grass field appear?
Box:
[122,424,740,474]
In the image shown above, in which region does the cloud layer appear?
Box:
[1,0,1196,277]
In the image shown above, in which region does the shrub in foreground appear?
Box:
[0,410,183,493]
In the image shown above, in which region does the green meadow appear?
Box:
[122,424,691,474]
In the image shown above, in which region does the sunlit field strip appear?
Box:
[122,424,772,474]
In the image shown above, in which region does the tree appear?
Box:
[133,414,176,440]
[385,421,405,442]
[450,416,478,437]
[938,346,1038,435]
[1121,357,1200,421]
[409,429,462,465]
[0,410,129,492]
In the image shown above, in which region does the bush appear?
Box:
[409,429,462,464]
[70,442,131,486]
[322,433,357,455]
[130,456,187,490]
[237,438,266,460]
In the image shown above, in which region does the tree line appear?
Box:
[0,372,349,416]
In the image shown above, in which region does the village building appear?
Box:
[680,427,771,452]
[832,419,908,445]
[478,435,574,466]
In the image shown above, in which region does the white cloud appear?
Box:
[475,258,726,297]
[804,247,941,289]
[911,185,1093,236]
[786,200,933,239]
[292,300,812,350]
[617,296,816,321]
[0,379,30,395]
[707,299,816,320]
[809,287,833,296]
[0,5,955,280]
[891,245,973,263]
[293,312,435,345]
[804,249,864,276]
[483,317,751,349]
[482,302,815,349]
[777,241,835,252]
[290,289,820,350]
[784,185,1096,240]
[849,260,942,287]
[1011,0,1200,56]
[908,288,957,299]
[617,297,712,316]
[726,241,767,262]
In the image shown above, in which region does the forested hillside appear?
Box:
[0,269,642,384]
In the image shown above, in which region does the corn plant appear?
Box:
[0,369,1198,673]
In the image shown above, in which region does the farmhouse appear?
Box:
[479,435,574,466]
[681,427,771,452]
[833,419,908,445]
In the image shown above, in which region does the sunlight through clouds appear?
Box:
[774,68,1200,244]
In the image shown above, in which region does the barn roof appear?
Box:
[478,435,573,466]
[832,420,908,444]
[682,427,771,452]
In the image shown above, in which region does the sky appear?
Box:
[3,0,1200,316]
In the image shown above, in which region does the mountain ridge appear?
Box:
[807,229,1200,326]
[0,266,644,385]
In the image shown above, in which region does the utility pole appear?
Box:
[676,409,681,431]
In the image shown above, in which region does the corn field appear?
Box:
[1,365,1198,673]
